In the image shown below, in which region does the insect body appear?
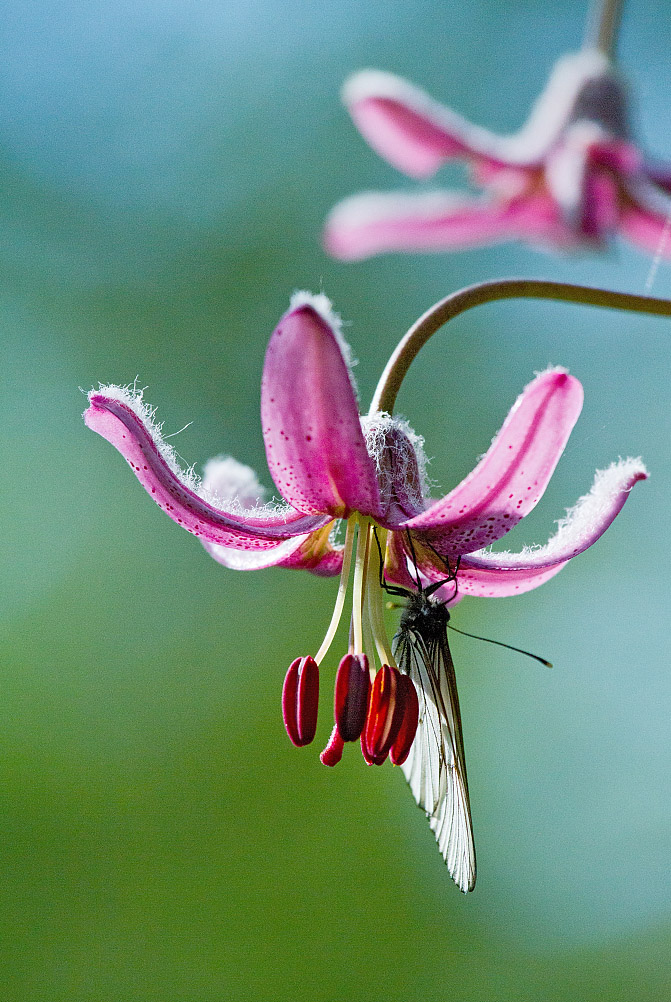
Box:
[393,588,476,893]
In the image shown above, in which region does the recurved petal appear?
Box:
[404,369,584,555]
[202,524,343,576]
[442,457,647,598]
[343,70,505,179]
[448,560,566,600]
[85,387,332,549]
[261,293,382,520]
[384,531,421,591]
[619,179,671,256]
[323,190,573,261]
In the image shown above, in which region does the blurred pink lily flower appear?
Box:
[325,50,671,260]
[85,288,645,700]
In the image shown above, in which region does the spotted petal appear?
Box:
[203,529,343,576]
[426,458,647,600]
[403,370,584,555]
[85,387,331,549]
[196,455,342,574]
[261,294,382,520]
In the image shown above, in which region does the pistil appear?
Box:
[364,527,396,668]
[351,516,371,654]
[314,518,356,665]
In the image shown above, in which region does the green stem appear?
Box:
[370,278,671,416]
[584,0,624,57]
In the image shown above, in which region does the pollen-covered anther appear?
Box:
[282,656,319,747]
[335,653,372,741]
[361,664,406,765]
[389,673,419,766]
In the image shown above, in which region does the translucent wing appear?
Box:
[393,622,476,892]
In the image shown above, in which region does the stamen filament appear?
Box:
[366,529,396,668]
[351,517,371,654]
[584,0,623,58]
[314,519,356,665]
[362,603,379,673]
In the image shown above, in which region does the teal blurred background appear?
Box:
[2,1,671,999]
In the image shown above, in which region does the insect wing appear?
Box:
[393,619,476,893]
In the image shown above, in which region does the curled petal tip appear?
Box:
[85,385,331,548]
[454,455,649,597]
[261,298,382,520]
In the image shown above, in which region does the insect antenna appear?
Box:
[417,540,460,604]
[446,623,552,668]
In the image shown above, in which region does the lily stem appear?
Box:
[584,0,624,58]
[370,278,671,416]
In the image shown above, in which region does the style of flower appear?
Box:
[84,291,646,780]
[324,50,671,260]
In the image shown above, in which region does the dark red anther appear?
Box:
[282,656,319,747]
[361,665,406,765]
[390,673,419,766]
[320,724,345,767]
[334,653,371,742]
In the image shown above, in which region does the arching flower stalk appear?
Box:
[325,41,671,261]
[84,280,664,889]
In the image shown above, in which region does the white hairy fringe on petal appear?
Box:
[327,190,482,230]
[290,290,357,373]
[474,457,647,566]
[203,456,266,510]
[342,68,497,156]
[88,384,290,519]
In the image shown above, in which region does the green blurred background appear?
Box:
[2,1,671,999]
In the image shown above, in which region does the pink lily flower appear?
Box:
[85,287,645,708]
[325,50,671,260]
[85,292,645,888]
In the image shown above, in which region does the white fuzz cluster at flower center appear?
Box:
[203,456,267,510]
[360,411,431,516]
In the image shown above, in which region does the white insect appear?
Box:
[392,587,477,893]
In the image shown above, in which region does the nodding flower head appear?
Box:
[325,50,671,261]
[84,292,646,767]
